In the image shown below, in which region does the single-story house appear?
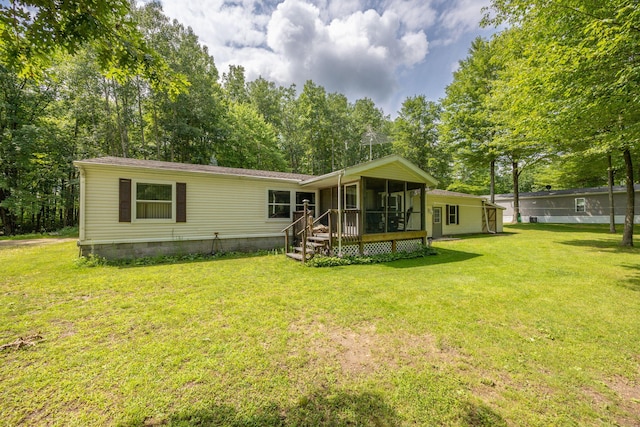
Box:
[74,156,502,259]
[426,189,504,238]
[494,185,640,223]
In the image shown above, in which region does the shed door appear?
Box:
[432,207,442,238]
[482,207,497,233]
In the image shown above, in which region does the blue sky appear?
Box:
[153,0,498,116]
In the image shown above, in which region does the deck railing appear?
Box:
[327,209,361,246]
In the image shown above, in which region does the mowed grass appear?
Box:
[1,224,639,426]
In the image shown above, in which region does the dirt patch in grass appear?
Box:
[581,375,640,427]
[288,318,469,378]
[0,238,75,248]
[607,375,640,425]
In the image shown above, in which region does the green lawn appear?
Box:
[1,224,639,426]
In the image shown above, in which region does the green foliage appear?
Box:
[392,96,450,185]
[74,253,107,268]
[219,102,287,171]
[307,245,437,267]
[0,0,186,95]
[485,0,639,244]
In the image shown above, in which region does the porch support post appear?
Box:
[302,199,308,263]
[337,172,343,256]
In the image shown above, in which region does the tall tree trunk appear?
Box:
[621,147,634,247]
[511,160,520,224]
[136,77,146,159]
[112,79,129,158]
[152,95,160,160]
[103,78,117,156]
[490,159,496,203]
[607,154,616,233]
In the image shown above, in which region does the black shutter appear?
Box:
[456,205,460,225]
[119,179,131,222]
[176,182,186,223]
[445,204,450,225]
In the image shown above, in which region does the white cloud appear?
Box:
[384,0,438,31]
[434,0,491,46]
[150,0,494,113]
[263,0,428,102]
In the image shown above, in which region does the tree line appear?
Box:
[0,1,637,245]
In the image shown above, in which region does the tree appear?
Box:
[136,1,225,164]
[219,102,287,171]
[296,81,332,175]
[0,0,185,95]
[441,37,502,199]
[351,98,392,165]
[393,96,450,186]
[487,0,640,244]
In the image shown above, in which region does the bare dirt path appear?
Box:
[0,238,76,248]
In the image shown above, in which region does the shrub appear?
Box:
[306,245,437,268]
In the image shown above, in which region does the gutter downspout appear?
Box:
[337,170,344,257]
[483,201,496,234]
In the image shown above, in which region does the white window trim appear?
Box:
[433,207,441,224]
[266,189,318,221]
[575,197,586,213]
[344,182,359,210]
[132,179,176,223]
[266,189,294,221]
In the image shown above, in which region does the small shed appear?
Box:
[426,189,504,238]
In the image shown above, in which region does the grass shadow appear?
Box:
[506,223,640,235]
[461,400,508,427]
[122,389,401,426]
[384,247,482,269]
[558,239,640,254]
[619,263,640,292]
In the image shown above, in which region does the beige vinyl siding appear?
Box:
[427,195,485,236]
[359,163,428,183]
[81,164,303,244]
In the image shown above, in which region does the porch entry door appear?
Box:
[342,184,359,236]
[432,207,443,238]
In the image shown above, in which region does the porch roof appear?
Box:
[299,155,438,189]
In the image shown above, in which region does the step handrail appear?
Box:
[281,214,306,233]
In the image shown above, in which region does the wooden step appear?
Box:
[286,252,313,261]
[293,246,319,254]
[306,241,326,248]
[307,235,330,242]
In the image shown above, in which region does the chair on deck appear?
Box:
[398,207,413,231]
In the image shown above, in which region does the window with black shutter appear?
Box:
[119,178,132,222]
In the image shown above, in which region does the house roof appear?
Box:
[427,189,483,199]
[74,157,315,182]
[299,155,438,188]
[75,155,441,189]
[494,184,640,200]
[427,189,506,209]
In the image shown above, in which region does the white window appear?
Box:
[268,190,317,219]
[344,184,358,209]
[575,198,586,212]
[135,182,173,220]
[447,204,459,225]
[433,207,441,224]
[268,190,291,219]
